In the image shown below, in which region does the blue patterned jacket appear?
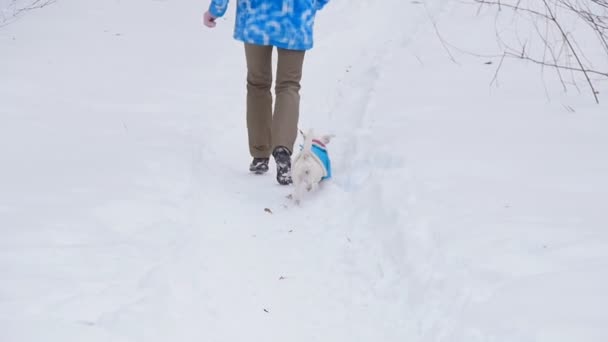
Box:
[208,0,329,50]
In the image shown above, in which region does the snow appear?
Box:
[1,0,607,341]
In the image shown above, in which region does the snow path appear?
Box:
[1,1,434,340]
[2,0,608,341]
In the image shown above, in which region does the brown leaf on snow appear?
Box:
[264,208,273,214]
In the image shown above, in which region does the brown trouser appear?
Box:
[244,43,305,158]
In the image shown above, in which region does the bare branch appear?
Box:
[425,4,460,65]
[541,0,600,102]
[504,51,608,77]
[1,0,56,27]
[472,0,607,103]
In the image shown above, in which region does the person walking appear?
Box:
[202,0,329,185]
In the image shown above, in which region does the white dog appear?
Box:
[290,129,334,204]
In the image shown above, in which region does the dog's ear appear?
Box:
[320,134,335,144]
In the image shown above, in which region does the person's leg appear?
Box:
[244,43,274,158]
[272,47,305,153]
[271,47,305,185]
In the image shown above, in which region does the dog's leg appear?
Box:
[293,181,306,205]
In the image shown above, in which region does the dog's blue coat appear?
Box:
[310,142,331,180]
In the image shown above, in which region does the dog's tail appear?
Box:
[302,128,315,159]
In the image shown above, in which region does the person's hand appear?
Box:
[203,11,216,28]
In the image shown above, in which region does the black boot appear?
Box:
[249,157,269,174]
[272,146,292,185]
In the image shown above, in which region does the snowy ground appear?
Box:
[1,0,607,341]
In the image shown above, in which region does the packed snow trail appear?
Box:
[2,0,608,341]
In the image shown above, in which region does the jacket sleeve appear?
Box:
[314,0,329,11]
[209,0,229,18]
